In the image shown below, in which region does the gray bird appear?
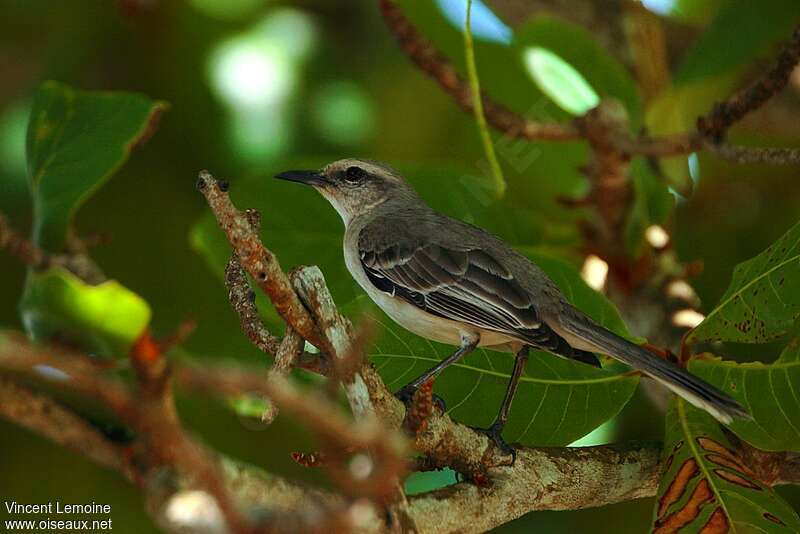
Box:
[276,158,748,456]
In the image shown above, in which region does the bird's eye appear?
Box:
[344,166,368,184]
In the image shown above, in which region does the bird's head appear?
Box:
[275,158,417,223]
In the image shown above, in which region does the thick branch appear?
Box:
[2,335,798,533]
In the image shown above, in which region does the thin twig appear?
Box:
[377,0,580,142]
[703,141,800,165]
[261,328,304,423]
[0,213,50,268]
[197,171,327,353]
[379,0,800,164]
[464,0,506,198]
[290,266,377,418]
[0,376,130,476]
[698,26,800,141]
[225,253,282,355]
[174,364,408,503]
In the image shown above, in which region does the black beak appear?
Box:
[274,170,325,186]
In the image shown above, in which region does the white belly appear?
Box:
[343,237,515,349]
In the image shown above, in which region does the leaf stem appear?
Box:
[464,0,506,198]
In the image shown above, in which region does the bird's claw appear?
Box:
[394,385,447,412]
[471,421,516,464]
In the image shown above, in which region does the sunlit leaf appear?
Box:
[522,47,599,116]
[396,0,569,121]
[652,398,800,532]
[513,16,642,126]
[689,220,800,344]
[227,394,271,419]
[26,81,167,250]
[690,340,800,452]
[19,267,151,357]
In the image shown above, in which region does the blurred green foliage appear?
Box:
[2,1,800,532]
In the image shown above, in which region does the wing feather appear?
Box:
[359,238,552,342]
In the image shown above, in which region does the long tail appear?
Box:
[558,308,750,424]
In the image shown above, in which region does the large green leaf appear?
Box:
[27,81,167,250]
[19,267,152,357]
[652,399,800,533]
[689,340,800,452]
[351,253,636,447]
[690,220,800,344]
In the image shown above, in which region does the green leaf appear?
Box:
[522,47,599,115]
[352,254,636,447]
[396,0,569,122]
[689,340,800,452]
[690,220,800,344]
[652,398,800,533]
[664,0,724,26]
[27,81,167,250]
[19,267,151,357]
[513,16,642,127]
[227,394,271,419]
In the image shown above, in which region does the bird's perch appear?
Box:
[1,172,799,533]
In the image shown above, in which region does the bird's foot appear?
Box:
[470,421,516,464]
[394,384,447,413]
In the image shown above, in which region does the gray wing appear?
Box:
[358,234,572,353]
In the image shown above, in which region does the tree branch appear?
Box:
[697,26,800,141]
[378,0,800,165]
[196,172,327,353]
[0,376,130,476]
[3,319,799,534]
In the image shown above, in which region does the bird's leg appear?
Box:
[472,346,529,462]
[394,331,480,410]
